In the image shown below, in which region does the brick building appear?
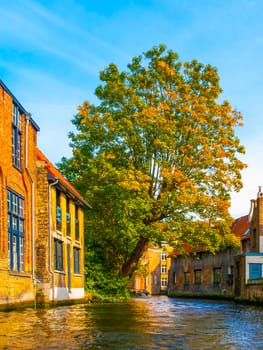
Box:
[0,80,89,307]
[168,190,263,303]
[0,80,40,305]
[234,188,263,302]
[167,217,249,298]
[35,149,90,303]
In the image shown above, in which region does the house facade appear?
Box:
[0,80,88,307]
[0,80,40,305]
[168,189,263,303]
[35,149,90,304]
[131,243,171,295]
[234,188,263,302]
[167,216,250,298]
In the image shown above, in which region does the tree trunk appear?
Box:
[121,237,149,277]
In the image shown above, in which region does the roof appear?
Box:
[37,148,91,208]
[231,215,250,240]
[0,79,40,131]
[171,243,206,257]
[171,215,251,257]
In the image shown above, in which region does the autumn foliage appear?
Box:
[59,44,246,279]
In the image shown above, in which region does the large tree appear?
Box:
[59,44,246,278]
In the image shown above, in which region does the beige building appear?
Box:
[131,243,171,295]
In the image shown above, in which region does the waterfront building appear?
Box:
[168,189,263,303]
[234,188,263,302]
[167,217,249,298]
[35,149,90,303]
[0,80,89,306]
[131,242,171,295]
[0,80,40,305]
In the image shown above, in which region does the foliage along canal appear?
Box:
[0,296,262,349]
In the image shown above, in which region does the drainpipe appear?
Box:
[48,178,59,302]
[25,114,38,307]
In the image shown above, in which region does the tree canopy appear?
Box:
[58,44,246,279]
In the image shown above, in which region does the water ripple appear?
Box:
[0,297,262,349]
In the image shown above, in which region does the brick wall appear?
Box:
[0,83,38,306]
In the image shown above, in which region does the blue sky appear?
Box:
[1,0,263,218]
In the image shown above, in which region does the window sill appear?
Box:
[9,271,31,278]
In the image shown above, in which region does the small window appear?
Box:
[161,265,167,274]
[213,267,221,285]
[194,269,201,285]
[12,102,22,169]
[184,272,190,286]
[173,272,177,284]
[75,205,79,240]
[7,189,24,271]
[73,247,80,274]
[66,197,71,236]
[249,263,262,279]
[161,252,167,261]
[54,238,63,271]
[161,277,167,287]
[56,189,62,231]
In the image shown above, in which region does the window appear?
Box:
[54,238,63,271]
[227,266,233,286]
[66,197,71,236]
[73,247,80,274]
[56,189,62,231]
[173,272,177,284]
[249,263,262,279]
[194,269,201,284]
[161,277,167,287]
[213,267,221,285]
[161,252,167,261]
[184,272,190,286]
[161,265,167,274]
[75,205,79,240]
[7,189,24,271]
[12,103,22,169]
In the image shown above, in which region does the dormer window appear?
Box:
[12,102,22,169]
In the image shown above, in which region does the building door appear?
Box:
[67,243,71,293]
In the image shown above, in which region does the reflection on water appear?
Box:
[0,296,262,349]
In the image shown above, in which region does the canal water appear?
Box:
[0,296,262,349]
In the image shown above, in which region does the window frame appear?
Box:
[66,197,71,236]
[194,269,202,285]
[54,238,63,271]
[161,277,167,287]
[161,251,167,261]
[56,189,62,232]
[75,205,80,241]
[73,247,80,274]
[161,265,167,274]
[12,102,22,170]
[249,263,262,279]
[7,188,25,271]
[213,267,221,285]
[184,272,190,286]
